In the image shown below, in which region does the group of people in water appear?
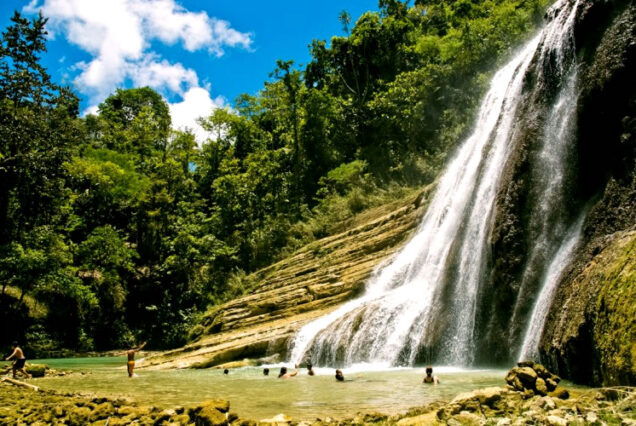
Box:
[5,341,440,385]
[225,362,439,384]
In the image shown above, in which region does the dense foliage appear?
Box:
[0,0,548,354]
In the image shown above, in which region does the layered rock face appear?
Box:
[479,0,635,381]
[141,190,428,369]
[477,0,635,364]
[144,0,634,386]
[538,0,635,386]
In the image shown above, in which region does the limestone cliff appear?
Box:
[142,0,635,387]
[141,189,429,369]
[538,0,635,386]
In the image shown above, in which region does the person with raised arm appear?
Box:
[278,364,298,378]
[120,341,146,378]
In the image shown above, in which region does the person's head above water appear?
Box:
[335,369,344,381]
[263,368,270,376]
[423,366,439,384]
[278,367,287,377]
[223,369,229,375]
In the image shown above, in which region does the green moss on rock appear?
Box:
[25,364,47,377]
[593,232,635,385]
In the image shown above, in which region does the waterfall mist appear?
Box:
[290,0,586,368]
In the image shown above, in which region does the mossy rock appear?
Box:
[189,404,227,426]
[593,233,636,385]
[25,364,48,377]
[548,388,570,400]
[90,402,115,420]
[68,406,92,425]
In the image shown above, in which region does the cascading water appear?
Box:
[290,0,584,367]
[518,215,584,361]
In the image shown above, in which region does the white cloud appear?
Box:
[82,104,99,116]
[24,0,252,146]
[128,56,199,95]
[25,0,252,101]
[169,87,225,143]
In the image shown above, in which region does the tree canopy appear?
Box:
[0,0,548,354]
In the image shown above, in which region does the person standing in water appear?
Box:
[307,363,315,376]
[124,341,146,378]
[422,366,439,385]
[5,342,31,379]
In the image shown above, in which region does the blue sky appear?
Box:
[1,0,379,140]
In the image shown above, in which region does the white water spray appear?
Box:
[518,216,584,361]
[290,0,584,367]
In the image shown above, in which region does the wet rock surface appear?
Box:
[541,229,636,386]
[0,382,238,426]
[539,0,636,387]
[141,190,429,370]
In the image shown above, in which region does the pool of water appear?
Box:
[32,358,507,421]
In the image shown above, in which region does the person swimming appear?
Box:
[422,366,439,385]
[335,369,344,382]
[223,369,229,375]
[278,364,298,379]
[307,363,315,376]
[263,368,270,376]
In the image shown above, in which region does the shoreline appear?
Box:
[2,361,634,424]
[1,379,634,425]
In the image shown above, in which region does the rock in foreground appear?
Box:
[505,361,563,397]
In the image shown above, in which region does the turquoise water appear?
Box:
[32,358,507,421]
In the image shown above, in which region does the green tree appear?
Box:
[0,11,80,244]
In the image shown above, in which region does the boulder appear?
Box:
[25,364,47,378]
[548,388,569,400]
[535,378,548,396]
[515,367,538,388]
[545,378,558,392]
[68,406,92,424]
[505,363,567,398]
[452,387,506,408]
[188,400,231,426]
[532,363,550,379]
[90,402,114,420]
[189,406,226,426]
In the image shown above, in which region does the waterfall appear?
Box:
[290,0,584,367]
[518,215,584,361]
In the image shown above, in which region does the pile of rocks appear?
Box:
[505,361,568,399]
